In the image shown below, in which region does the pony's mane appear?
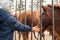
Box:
[47,3,60,8]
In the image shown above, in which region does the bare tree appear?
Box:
[17,0,25,11]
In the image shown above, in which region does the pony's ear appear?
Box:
[42,6,47,11]
[42,5,51,13]
[42,5,48,13]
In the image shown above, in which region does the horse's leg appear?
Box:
[21,32,29,40]
[26,32,29,40]
[45,26,60,40]
[50,29,60,40]
[54,30,60,40]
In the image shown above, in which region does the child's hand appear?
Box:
[32,26,40,32]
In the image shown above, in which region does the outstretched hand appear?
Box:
[32,26,40,32]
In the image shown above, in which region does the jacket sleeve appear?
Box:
[7,16,32,32]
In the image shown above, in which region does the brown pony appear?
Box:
[18,10,41,40]
[42,3,60,40]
